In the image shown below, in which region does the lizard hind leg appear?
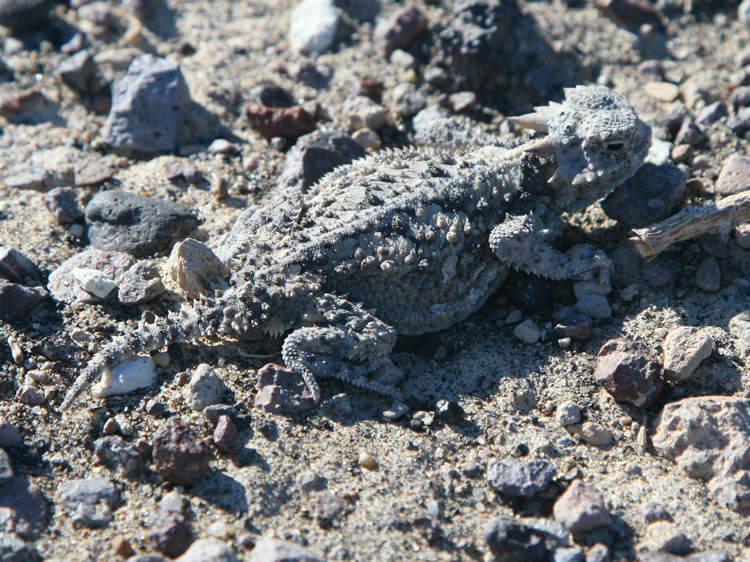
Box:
[280,293,401,402]
[60,306,201,410]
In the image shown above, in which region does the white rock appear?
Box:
[289,0,339,54]
[513,319,540,344]
[91,355,157,398]
[183,363,225,411]
[71,267,117,299]
[645,137,671,166]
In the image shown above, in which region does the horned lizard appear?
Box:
[61,85,651,410]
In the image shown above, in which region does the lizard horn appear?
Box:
[524,137,557,155]
[509,112,549,133]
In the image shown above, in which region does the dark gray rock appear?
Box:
[729,107,750,137]
[85,190,198,257]
[0,246,39,283]
[43,187,82,225]
[0,0,54,30]
[0,280,48,323]
[94,435,146,479]
[0,478,48,539]
[602,163,686,228]
[58,51,98,96]
[652,104,690,137]
[487,459,556,497]
[0,532,41,562]
[58,478,119,529]
[277,129,365,194]
[484,516,568,562]
[101,54,191,154]
[0,414,22,448]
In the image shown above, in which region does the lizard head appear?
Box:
[511,85,651,211]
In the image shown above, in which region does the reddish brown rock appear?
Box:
[254,363,316,415]
[152,418,212,485]
[553,480,611,533]
[373,5,427,57]
[244,102,318,141]
[213,415,242,455]
[593,338,663,407]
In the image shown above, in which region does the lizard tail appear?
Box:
[60,303,208,411]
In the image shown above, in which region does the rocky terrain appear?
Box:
[1,0,750,560]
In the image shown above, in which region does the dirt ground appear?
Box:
[2,0,750,560]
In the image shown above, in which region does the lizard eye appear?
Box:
[606,141,625,152]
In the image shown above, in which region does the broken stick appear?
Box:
[630,190,750,259]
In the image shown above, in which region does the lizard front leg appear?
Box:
[489,213,612,286]
[281,293,402,401]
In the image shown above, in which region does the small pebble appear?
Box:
[16,385,43,406]
[152,417,212,485]
[382,402,409,421]
[390,82,426,118]
[553,480,611,533]
[358,451,377,470]
[486,459,556,497]
[373,5,427,57]
[575,294,611,319]
[342,96,387,131]
[642,521,691,555]
[111,534,135,558]
[644,81,680,102]
[556,401,582,426]
[715,154,750,196]
[183,364,225,411]
[213,415,242,455]
[254,363,316,415]
[642,501,672,523]
[352,128,381,150]
[43,187,82,225]
[71,267,117,299]
[695,256,720,292]
[513,319,541,344]
[577,422,613,447]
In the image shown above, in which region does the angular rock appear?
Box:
[0,280,48,323]
[695,256,720,292]
[118,260,165,305]
[277,129,365,194]
[716,154,750,196]
[289,0,339,54]
[152,418,212,485]
[94,435,146,479]
[176,538,238,562]
[601,163,686,228]
[0,531,41,562]
[0,246,39,283]
[213,415,242,455]
[553,480,611,533]
[0,449,13,483]
[15,385,43,406]
[254,363,316,415]
[0,478,48,539]
[71,267,117,299]
[314,491,346,529]
[43,187,82,225]
[642,521,691,555]
[101,54,192,154]
[554,314,592,342]
[58,51,98,96]
[249,538,322,562]
[675,119,706,146]
[487,459,556,497]
[696,101,727,125]
[245,102,318,142]
[85,189,198,257]
[390,82,425,118]
[183,364,225,411]
[166,160,203,183]
[342,96,387,130]
[148,509,193,558]
[513,319,540,344]
[74,160,114,187]
[0,415,22,448]
[167,238,228,299]
[58,478,118,529]
[593,338,663,407]
[662,326,713,382]
[556,401,582,426]
[574,294,611,319]
[47,249,135,304]
[484,516,569,561]
[373,4,427,57]
[652,396,750,511]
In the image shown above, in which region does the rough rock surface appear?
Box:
[652,396,750,511]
